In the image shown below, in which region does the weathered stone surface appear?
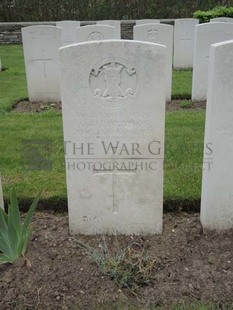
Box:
[59,40,166,235]
[56,20,81,45]
[173,18,199,69]
[201,39,233,231]
[133,23,173,101]
[192,22,233,102]
[22,25,62,102]
[136,19,160,25]
[97,20,121,38]
[76,25,120,42]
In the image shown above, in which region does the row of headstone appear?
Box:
[133,23,173,101]
[59,38,233,235]
[22,24,122,102]
[22,19,233,103]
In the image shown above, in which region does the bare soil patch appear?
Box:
[12,100,206,113]
[0,212,233,309]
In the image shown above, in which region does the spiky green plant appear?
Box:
[0,188,40,264]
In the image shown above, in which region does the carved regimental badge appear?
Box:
[88,32,104,41]
[146,29,159,43]
[89,61,138,106]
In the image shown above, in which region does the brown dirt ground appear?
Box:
[12,100,206,113]
[0,212,233,310]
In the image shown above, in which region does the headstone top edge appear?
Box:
[22,25,62,31]
[58,39,167,52]
[196,22,233,28]
[134,23,174,29]
[211,39,233,49]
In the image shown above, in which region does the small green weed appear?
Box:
[179,100,192,109]
[75,237,156,293]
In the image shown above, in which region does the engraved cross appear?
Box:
[35,49,53,78]
[93,168,136,214]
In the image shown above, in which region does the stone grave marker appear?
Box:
[192,22,233,102]
[210,17,233,23]
[56,20,81,45]
[22,25,62,102]
[59,40,166,235]
[76,25,119,42]
[201,39,233,230]
[133,23,173,101]
[0,58,2,71]
[136,19,160,25]
[97,20,121,38]
[173,18,199,69]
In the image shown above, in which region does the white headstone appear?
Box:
[210,17,233,23]
[0,58,2,71]
[97,20,121,38]
[136,19,160,25]
[76,25,120,42]
[201,40,233,230]
[133,23,173,101]
[0,177,4,211]
[22,25,62,102]
[59,40,166,235]
[173,18,199,69]
[56,20,81,45]
[192,23,233,102]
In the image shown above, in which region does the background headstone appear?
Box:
[56,20,81,45]
[136,19,160,25]
[76,25,120,42]
[0,177,4,211]
[0,58,2,71]
[210,17,233,23]
[59,40,166,235]
[22,25,62,102]
[173,18,199,69]
[201,39,233,230]
[133,23,173,101]
[192,22,233,102]
[97,20,121,38]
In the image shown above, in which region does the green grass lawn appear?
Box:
[0,44,204,206]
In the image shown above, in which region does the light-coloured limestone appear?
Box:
[0,177,4,211]
[56,20,81,45]
[97,20,121,38]
[59,40,166,235]
[192,22,233,102]
[22,25,62,102]
[201,40,233,230]
[133,23,173,101]
[76,25,120,42]
[173,18,199,69]
[210,17,233,23]
[136,19,160,25]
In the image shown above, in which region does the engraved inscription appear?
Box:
[146,29,159,43]
[88,32,104,41]
[89,61,137,106]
